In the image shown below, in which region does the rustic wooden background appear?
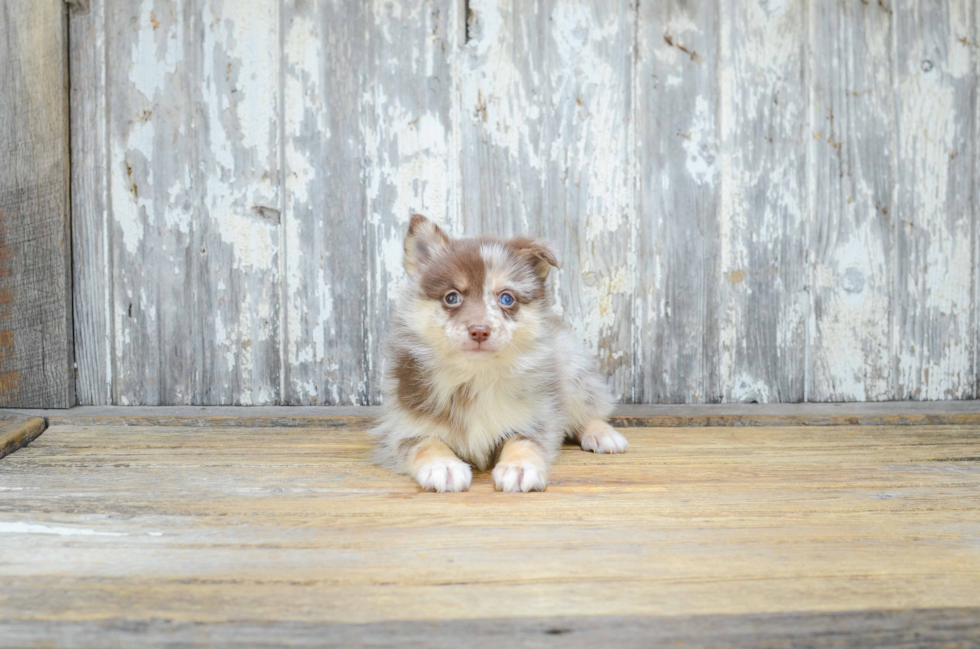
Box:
[59,0,977,406]
[0,1,74,408]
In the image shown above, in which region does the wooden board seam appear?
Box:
[2,402,978,429]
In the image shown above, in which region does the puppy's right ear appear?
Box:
[404,214,449,277]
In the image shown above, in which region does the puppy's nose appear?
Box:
[468,325,491,343]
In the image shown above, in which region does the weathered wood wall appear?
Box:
[0,0,74,408]
[68,0,979,406]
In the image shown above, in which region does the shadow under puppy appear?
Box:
[372,215,628,492]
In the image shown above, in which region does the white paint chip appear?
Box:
[0,522,128,537]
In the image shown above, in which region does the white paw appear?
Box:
[580,422,629,454]
[416,459,472,493]
[492,461,547,493]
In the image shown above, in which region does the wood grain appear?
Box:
[634,0,719,403]
[362,0,460,405]
[69,0,111,406]
[716,0,807,403]
[94,0,283,404]
[1,422,979,643]
[460,0,636,402]
[0,0,74,408]
[893,0,976,400]
[807,0,899,401]
[4,401,980,429]
[281,0,369,406]
[63,0,980,405]
[255,0,459,406]
[0,413,45,459]
[2,608,978,648]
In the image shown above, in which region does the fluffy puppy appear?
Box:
[372,214,627,493]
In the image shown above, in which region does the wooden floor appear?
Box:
[1,414,980,647]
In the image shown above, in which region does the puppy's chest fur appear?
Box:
[418,362,549,468]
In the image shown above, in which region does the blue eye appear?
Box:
[499,293,515,306]
[444,291,461,306]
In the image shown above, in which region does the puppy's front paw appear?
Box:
[492,461,547,493]
[416,459,472,493]
[580,420,629,454]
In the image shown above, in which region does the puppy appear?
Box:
[371,214,628,492]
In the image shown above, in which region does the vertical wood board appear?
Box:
[634,0,720,403]
[716,0,808,403]
[893,0,976,400]
[460,0,637,402]
[807,0,898,402]
[0,0,74,408]
[362,0,459,405]
[70,0,111,405]
[95,0,282,404]
[281,0,458,405]
[281,0,370,405]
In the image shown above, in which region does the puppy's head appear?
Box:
[401,214,559,358]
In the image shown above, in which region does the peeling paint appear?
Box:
[0,522,127,537]
[73,0,978,406]
[129,3,181,101]
[682,96,717,186]
[894,8,975,401]
[462,0,544,172]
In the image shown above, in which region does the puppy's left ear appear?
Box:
[404,214,450,277]
[510,237,561,280]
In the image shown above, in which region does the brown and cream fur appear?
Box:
[371,214,627,492]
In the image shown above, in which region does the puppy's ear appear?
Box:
[510,237,561,280]
[404,214,449,277]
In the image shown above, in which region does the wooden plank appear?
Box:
[26,406,378,429]
[459,0,636,401]
[281,0,369,406]
[807,0,897,401]
[3,401,980,429]
[362,0,461,405]
[715,0,807,403]
[282,0,459,405]
[69,0,111,406]
[2,608,978,648]
[0,0,74,408]
[1,424,979,635]
[893,0,976,399]
[634,0,719,403]
[0,413,45,459]
[99,0,281,405]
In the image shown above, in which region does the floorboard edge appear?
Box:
[1,401,978,428]
[1,607,978,648]
[0,414,46,459]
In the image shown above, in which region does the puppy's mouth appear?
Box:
[461,342,496,355]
